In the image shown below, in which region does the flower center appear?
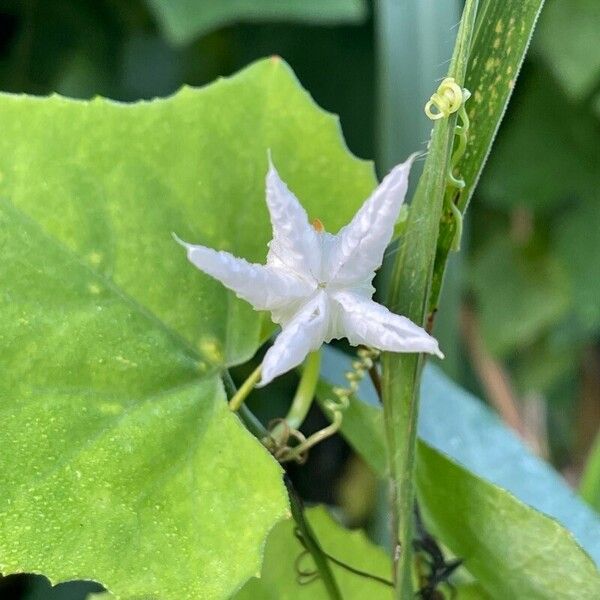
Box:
[317,281,327,289]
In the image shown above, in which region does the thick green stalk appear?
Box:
[375,0,461,305]
[380,1,479,596]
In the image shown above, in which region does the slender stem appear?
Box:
[280,411,343,463]
[324,553,393,588]
[271,351,321,443]
[224,368,341,599]
[222,370,269,438]
[381,1,479,597]
[284,475,342,600]
[228,363,262,411]
[382,354,423,596]
[221,368,238,398]
[368,364,383,401]
[239,404,269,439]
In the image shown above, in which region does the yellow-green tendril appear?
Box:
[425,77,471,251]
[445,90,471,251]
[270,347,380,464]
[424,77,465,120]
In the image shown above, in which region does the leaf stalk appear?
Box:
[228,363,262,411]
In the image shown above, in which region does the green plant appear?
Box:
[1,1,599,599]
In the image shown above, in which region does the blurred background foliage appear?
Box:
[0,0,599,597]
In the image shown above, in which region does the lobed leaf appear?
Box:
[0,58,376,598]
[0,200,286,599]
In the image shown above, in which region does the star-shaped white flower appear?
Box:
[177,155,442,387]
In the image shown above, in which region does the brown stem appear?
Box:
[461,304,538,447]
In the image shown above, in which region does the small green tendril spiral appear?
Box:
[270,347,380,463]
[425,77,471,251]
[424,77,465,120]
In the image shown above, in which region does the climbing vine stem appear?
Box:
[285,476,342,600]
[381,1,479,597]
[223,370,342,600]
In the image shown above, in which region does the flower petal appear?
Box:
[265,156,321,280]
[176,237,313,311]
[328,154,417,285]
[332,290,443,357]
[258,292,329,387]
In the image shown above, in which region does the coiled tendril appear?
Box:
[424,76,472,251]
[424,77,465,120]
[293,527,394,588]
[268,347,380,464]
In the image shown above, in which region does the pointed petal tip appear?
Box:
[377,152,418,192]
[406,151,422,169]
[426,336,444,359]
[266,148,276,173]
[255,368,275,388]
[391,151,420,174]
[172,232,189,249]
[254,377,269,389]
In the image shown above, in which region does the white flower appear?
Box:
[177,154,442,387]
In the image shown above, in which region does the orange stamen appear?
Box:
[312,218,324,232]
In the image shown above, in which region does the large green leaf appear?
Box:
[417,364,600,568]
[0,59,376,598]
[0,200,285,600]
[146,0,367,45]
[319,347,600,595]
[95,506,485,599]
[235,507,393,599]
[417,442,600,599]
[535,0,600,100]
